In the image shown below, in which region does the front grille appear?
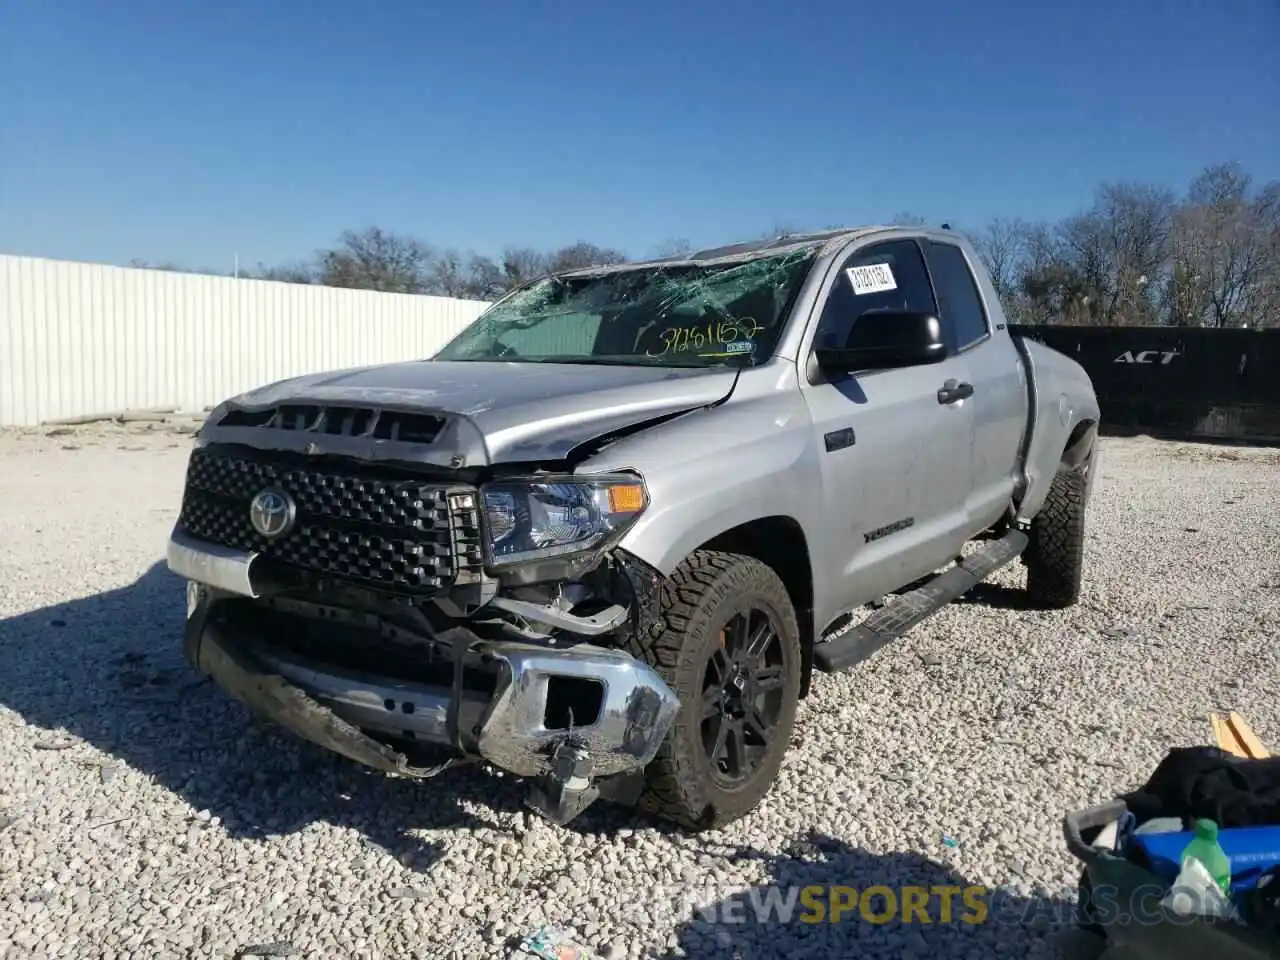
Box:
[178,447,475,595]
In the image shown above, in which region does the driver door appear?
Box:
[800,238,975,613]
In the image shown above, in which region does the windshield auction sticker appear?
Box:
[846,263,897,295]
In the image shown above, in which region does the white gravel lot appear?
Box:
[1,424,1278,960]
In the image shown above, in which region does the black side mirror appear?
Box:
[813,310,948,375]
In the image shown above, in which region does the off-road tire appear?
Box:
[624,550,802,830]
[1024,467,1087,609]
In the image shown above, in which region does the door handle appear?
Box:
[937,379,974,404]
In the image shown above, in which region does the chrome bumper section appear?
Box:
[476,644,681,778]
[172,529,681,802]
[167,526,264,598]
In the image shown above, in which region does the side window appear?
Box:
[814,240,937,350]
[923,241,989,348]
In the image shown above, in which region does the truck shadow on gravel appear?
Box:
[953,581,1037,610]
[0,562,1075,888]
[0,561,666,871]
[662,833,1101,960]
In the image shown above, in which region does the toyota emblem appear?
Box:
[249,488,296,539]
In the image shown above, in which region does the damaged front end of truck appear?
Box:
[166,243,819,825]
[168,426,686,825]
[165,401,701,829]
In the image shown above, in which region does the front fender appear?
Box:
[580,395,822,580]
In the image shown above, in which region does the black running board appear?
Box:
[813,529,1029,673]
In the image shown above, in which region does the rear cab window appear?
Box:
[923,240,989,350]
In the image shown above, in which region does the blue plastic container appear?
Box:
[1128,825,1280,891]
[1065,800,1280,959]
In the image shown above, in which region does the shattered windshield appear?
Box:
[432,248,817,367]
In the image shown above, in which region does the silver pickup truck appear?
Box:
[167,225,1100,830]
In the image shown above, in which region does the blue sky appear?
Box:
[2,0,1277,273]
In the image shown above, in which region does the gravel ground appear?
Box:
[1,424,1278,960]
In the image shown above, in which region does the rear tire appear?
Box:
[1024,466,1088,609]
[624,550,802,830]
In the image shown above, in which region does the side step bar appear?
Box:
[813,529,1029,673]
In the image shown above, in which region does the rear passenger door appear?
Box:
[800,237,975,613]
[921,239,1026,531]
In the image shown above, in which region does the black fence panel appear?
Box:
[1008,325,1280,444]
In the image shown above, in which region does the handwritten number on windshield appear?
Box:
[646,318,764,358]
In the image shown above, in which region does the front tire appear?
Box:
[1024,466,1088,609]
[625,550,802,830]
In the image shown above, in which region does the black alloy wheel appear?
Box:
[700,609,787,786]
[626,550,802,830]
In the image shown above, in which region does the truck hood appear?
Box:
[199,359,739,467]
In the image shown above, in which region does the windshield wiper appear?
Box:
[528,355,706,367]
[438,353,749,369]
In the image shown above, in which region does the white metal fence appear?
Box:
[0,254,492,427]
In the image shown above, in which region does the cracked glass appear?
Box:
[432,248,818,368]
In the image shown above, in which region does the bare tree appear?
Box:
[994,167,1280,327]
[1253,181,1280,328]
[252,262,316,284]
[127,258,187,272]
[545,241,627,273]
[120,161,1280,326]
[426,249,472,299]
[1169,163,1280,328]
[972,217,1029,303]
[318,227,433,293]
[500,246,551,289]
[1016,222,1092,326]
[1053,182,1175,325]
[463,254,507,300]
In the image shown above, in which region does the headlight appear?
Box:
[480,474,648,569]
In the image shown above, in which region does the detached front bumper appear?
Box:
[170,529,681,815]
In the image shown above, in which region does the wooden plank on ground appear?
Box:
[1227,711,1271,759]
[1211,712,1250,757]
